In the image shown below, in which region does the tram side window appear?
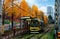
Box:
[22,20,28,28]
[24,21,28,27]
[23,20,26,28]
[26,21,28,27]
[23,20,25,28]
[20,21,22,28]
[21,20,24,28]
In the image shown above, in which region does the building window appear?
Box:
[55,9,57,11]
[56,22,57,24]
[56,20,58,23]
[56,17,58,20]
[55,13,57,16]
[55,7,57,10]
[55,2,57,6]
[55,0,57,2]
[59,0,60,3]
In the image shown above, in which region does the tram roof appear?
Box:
[21,17,30,19]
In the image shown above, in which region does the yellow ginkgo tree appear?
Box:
[19,0,30,17]
[44,15,48,26]
[37,10,44,20]
[30,5,38,18]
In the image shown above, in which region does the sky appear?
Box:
[1,0,55,15]
[25,0,55,15]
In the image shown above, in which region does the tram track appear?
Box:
[29,24,54,39]
[10,24,54,39]
[29,28,50,39]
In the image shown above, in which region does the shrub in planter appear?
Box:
[4,30,10,33]
[4,20,10,24]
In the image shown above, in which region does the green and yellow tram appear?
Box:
[29,18,44,33]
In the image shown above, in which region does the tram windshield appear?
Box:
[30,20,38,27]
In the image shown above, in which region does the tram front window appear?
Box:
[30,21,38,27]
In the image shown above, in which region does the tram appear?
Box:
[29,18,44,33]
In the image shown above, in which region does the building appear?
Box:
[0,0,2,21]
[0,0,2,34]
[47,6,53,17]
[0,0,2,16]
[0,0,2,14]
[55,0,60,38]
[0,0,2,24]
[47,6,54,24]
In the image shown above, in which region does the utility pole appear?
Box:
[55,0,58,39]
[11,0,14,30]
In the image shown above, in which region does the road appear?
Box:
[11,24,54,39]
